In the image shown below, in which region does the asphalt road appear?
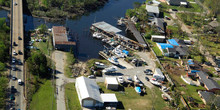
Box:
[9,0,25,109]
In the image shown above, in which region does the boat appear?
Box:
[94,62,106,69]
[102,38,108,43]
[112,45,125,58]
[134,75,140,83]
[92,32,99,38]
[117,17,125,26]
[135,86,141,94]
[107,56,119,65]
[150,78,161,86]
[92,32,102,39]
[102,66,117,73]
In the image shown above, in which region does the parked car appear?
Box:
[13,42,17,46]
[18,50,22,55]
[12,65,16,71]
[117,76,124,83]
[172,9,178,11]
[12,58,16,64]
[144,69,153,75]
[18,79,22,85]
[11,86,16,93]
[17,59,22,65]
[165,16,171,20]
[10,94,15,101]
[13,50,17,55]
[18,36,22,40]
[14,2,17,6]
[145,76,149,81]
[12,76,17,81]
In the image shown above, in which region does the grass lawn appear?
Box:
[161,2,202,12]
[33,36,53,56]
[65,83,81,110]
[147,39,163,57]
[98,83,168,110]
[29,80,56,110]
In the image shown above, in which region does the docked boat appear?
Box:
[150,78,161,86]
[102,66,117,73]
[107,56,119,65]
[117,17,125,26]
[135,86,141,94]
[94,62,106,69]
[92,32,103,39]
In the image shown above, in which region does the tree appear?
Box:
[0,62,5,71]
[37,24,48,34]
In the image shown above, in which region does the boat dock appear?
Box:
[125,19,147,47]
[91,21,147,51]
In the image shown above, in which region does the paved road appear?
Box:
[9,0,25,109]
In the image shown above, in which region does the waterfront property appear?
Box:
[166,0,188,6]
[52,26,76,51]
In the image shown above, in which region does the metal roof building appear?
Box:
[146,5,160,17]
[105,77,119,90]
[92,21,122,34]
[75,76,103,108]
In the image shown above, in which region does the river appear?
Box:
[0,0,146,61]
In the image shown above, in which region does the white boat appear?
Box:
[112,45,125,58]
[94,62,106,69]
[150,78,161,86]
[102,39,108,43]
[92,32,102,39]
[102,66,117,73]
[107,56,119,65]
[117,17,125,26]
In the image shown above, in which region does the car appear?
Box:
[145,76,149,81]
[18,36,22,40]
[13,42,17,46]
[14,2,17,6]
[18,50,22,55]
[10,94,15,101]
[17,59,22,65]
[165,16,171,20]
[13,50,17,55]
[12,76,17,81]
[88,75,96,79]
[117,76,124,84]
[11,86,17,93]
[12,58,16,64]
[144,69,153,75]
[18,79,22,85]
[12,65,16,71]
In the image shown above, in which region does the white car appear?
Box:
[117,76,124,84]
[14,2,17,6]
[18,79,22,85]
[12,58,16,64]
[12,65,16,71]
[13,50,17,55]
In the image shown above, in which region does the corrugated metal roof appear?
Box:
[105,77,118,85]
[52,26,75,45]
[197,71,220,90]
[75,76,102,102]
[92,21,122,34]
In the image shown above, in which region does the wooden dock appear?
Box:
[99,51,109,60]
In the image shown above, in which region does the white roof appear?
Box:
[101,94,118,102]
[75,76,102,102]
[152,35,165,39]
[105,77,119,85]
[92,21,122,34]
[146,5,160,14]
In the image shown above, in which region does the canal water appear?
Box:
[0,0,146,61]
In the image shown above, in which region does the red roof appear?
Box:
[52,26,75,45]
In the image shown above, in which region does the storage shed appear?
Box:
[105,77,119,90]
[153,68,165,81]
[151,35,166,42]
[75,76,103,108]
[101,93,118,108]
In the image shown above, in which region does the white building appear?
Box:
[75,76,103,108]
[101,94,118,108]
[151,35,166,42]
[105,77,119,90]
[153,68,165,81]
[146,5,160,17]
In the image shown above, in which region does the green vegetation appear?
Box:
[0,0,10,7]
[166,25,189,39]
[64,83,81,110]
[64,51,76,77]
[0,17,9,109]
[200,36,220,56]
[146,39,163,57]
[26,0,108,19]
[201,0,220,16]
[98,83,168,110]
[160,2,202,12]
[37,24,48,34]
[29,80,56,110]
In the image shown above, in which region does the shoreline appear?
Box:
[0,6,10,11]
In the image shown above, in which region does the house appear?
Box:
[186,59,201,76]
[166,0,188,6]
[198,91,215,105]
[101,94,118,108]
[105,77,119,90]
[196,71,220,92]
[146,5,160,17]
[52,26,76,51]
[156,43,173,54]
[153,68,165,81]
[75,76,103,108]
[151,18,165,33]
[208,20,220,28]
[151,35,166,42]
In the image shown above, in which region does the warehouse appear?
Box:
[75,76,103,108]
